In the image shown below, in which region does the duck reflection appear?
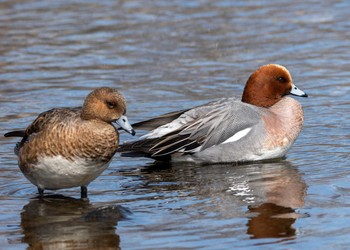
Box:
[20,195,128,249]
[244,162,306,239]
[140,160,306,240]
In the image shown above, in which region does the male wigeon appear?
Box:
[119,64,307,164]
[4,87,135,198]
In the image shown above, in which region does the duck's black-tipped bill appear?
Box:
[290,84,308,97]
[116,115,136,136]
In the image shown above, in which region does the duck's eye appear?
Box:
[106,101,115,109]
[277,76,287,83]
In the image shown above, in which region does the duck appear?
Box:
[4,87,135,198]
[118,64,307,164]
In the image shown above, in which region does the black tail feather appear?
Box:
[4,130,25,138]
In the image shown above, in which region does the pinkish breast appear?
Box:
[262,97,304,149]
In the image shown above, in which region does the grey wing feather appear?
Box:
[130,109,189,130]
[180,102,261,150]
[131,97,238,131]
[119,98,262,158]
[149,99,262,156]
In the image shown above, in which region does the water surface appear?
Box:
[1,0,350,249]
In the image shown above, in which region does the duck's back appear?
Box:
[18,107,119,168]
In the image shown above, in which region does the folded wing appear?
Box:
[119,99,262,159]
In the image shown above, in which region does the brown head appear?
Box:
[81,87,135,135]
[241,64,307,108]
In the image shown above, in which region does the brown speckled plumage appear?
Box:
[4,87,134,198]
[18,109,119,171]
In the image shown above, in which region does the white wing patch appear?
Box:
[221,127,252,144]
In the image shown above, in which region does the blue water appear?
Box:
[1,0,350,249]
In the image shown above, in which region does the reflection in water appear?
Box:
[20,196,128,249]
[244,162,307,239]
[139,160,307,240]
[0,0,347,248]
[247,203,297,239]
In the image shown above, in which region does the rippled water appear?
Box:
[1,0,350,249]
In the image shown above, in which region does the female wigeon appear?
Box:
[119,64,307,164]
[4,87,135,198]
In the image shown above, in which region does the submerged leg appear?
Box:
[81,186,88,199]
[38,187,44,197]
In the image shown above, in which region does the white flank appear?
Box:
[25,155,109,190]
[250,146,290,161]
[222,127,252,144]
